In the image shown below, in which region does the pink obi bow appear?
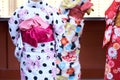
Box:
[19,16,54,47]
[80,1,93,11]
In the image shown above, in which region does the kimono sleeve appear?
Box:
[105,1,120,25]
[52,11,65,54]
[8,9,23,62]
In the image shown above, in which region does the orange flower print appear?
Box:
[66,68,75,75]
[113,69,118,74]
[75,19,80,25]
[61,37,69,46]
[113,42,120,50]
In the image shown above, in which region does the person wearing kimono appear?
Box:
[56,0,93,80]
[8,0,65,80]
[103,0,120,80]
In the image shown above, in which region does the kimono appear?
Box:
[103,0,120,80]
[56,0,93,80]
[8,0,65,80]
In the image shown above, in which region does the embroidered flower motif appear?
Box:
[108,60,115,68]
[114,28,120,37]
[65,43,72,51]
[69,76,75,80]
[58,62,66,69]
[108,47,117,58]
[106,72,113,80]
[66,67,75,75]
[71,36,78,42]
[113,69,118,74]
[113,42,120,50]
[105,26,112,40]
[56,76,68,80]
[62,50,77,62]
[103,26,113,47]
[65,22,75,35]
[61,37,69,46]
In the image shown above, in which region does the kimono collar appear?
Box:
[27,0,49,8]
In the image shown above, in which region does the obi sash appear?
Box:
[19,16,54,47]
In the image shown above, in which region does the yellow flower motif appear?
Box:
[65,22,75,35]
[76,49,80,54]
[56,76,68,80]
[61,0,81,9]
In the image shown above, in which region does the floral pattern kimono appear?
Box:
[8,0,65,80]
[56,0,93,80]
[103,0,120,80]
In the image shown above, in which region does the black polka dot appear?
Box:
[50,42,53,45]
[41,50,44,53]
[12,36,15,40]
[40,2,43,4]
[39,70,43,74]
[17,14,20,18]
[51,20,54,24]
[23,61,26,65]
[20,68,23,71]
[50,48,53,51]
[52,62,55,66]
[13,12,16,15]
[41,44,45,47]
[56,12,59,15]
[37,56,41,60]
[46,3,48,6]
[36,13,39,16]
[50,13,53,16]
[32,6,36,8]
[14,20,18,24]
[20,6,24,9]
[45,15,49,19]
[33,76,37,80]
[27,54,30,58]
[9,28,12,32]
[25,76,28,80]
[49,70,52,74]
[55,20,58,24]
[19,47,21,50]
[28,69,32,73]
[43,63,47,67]
[16,28,19,31]
[16,53,19,56]
[31,48,35,52]
[44,78,48,80]
[21,52,23,57]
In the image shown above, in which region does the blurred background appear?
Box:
[0,0,113,18]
